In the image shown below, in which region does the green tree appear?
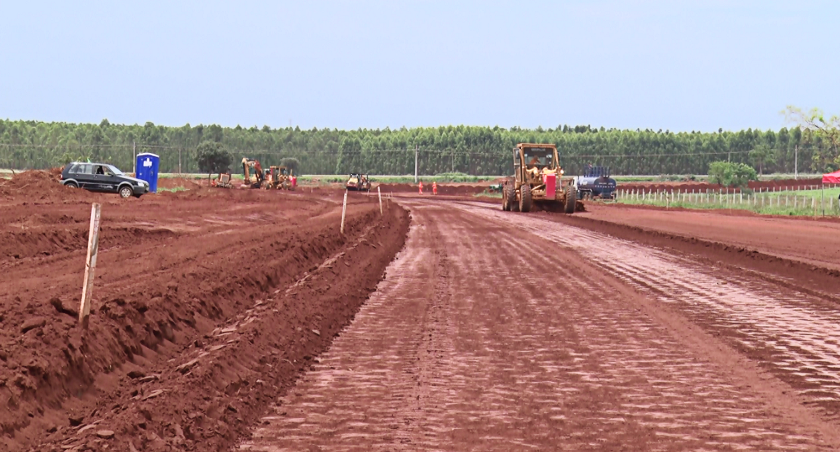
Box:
[748,143,773,175]
[279,157,300,174]
[708,161,757,188]
[2,116,833,175]
[196,141,232,180]
[783,106,840,172]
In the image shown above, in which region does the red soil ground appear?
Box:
[7,169,840,451]
[238,200,840,450]
[0,172,409,451]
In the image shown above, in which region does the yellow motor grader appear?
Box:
[263,166,296,190]
[211,171,233,188]
[502,143,576,214]
[345,173,371,191]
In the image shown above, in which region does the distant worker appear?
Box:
[418,181,424,194]
[432,181,438,195]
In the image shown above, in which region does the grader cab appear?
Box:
[502,143,577,213]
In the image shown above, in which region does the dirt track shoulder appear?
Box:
[580,204,840,271]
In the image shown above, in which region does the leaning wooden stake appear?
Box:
[377,186,383,216]
[79,203,102,327]
[340,190,348,234]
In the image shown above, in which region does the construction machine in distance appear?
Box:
[502,143,577,213]
[574,165,617,200]
[242,158,265,188]
[211,171,233,188]
[263,166,297,190]
[346,173,371,191]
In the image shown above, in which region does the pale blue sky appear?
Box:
[1,1,837,131]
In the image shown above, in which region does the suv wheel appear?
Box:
[119,186,133,198]
[66,182,78,188]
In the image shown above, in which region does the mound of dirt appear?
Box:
[157,177,206,190]
[618,177,826,194]
[0,169,94,202]
[748,177,823,189]
[619,182,723,193]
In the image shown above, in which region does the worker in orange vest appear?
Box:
[432,181,438,195]
[418,180,423,194]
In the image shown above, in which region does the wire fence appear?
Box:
[615,184,840,217]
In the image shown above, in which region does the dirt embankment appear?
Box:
[155,177,205,190]
[0,168,99,202]
[575,204,840,272]
[618,177,826,193]
[0,178,410,452]
[748,177,824,189]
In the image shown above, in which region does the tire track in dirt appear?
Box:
[239,201,834,451]
[242,205,443,450]
[461,203,840,423]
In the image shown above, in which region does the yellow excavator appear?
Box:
[242,158,265,188]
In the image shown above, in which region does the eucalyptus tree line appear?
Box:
[1,112,836,176]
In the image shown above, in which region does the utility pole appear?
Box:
[795,144,798,180]
[178,148,182,175]
[132,141,136,175]
[414,145,419,184]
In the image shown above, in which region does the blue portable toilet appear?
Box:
[135,153,160,193]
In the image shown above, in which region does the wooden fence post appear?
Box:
[340,190,348,234]
[79,203,102,327]
[377,186,383,216]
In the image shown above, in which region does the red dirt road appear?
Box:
[240,200,840,451]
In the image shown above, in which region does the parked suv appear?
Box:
[61,162,149,198]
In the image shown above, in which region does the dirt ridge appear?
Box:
[33,205,410,452]
[545,213,840,298]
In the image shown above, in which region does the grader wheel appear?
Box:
[520,184,532,213]
[504,184,518,212]
[565,185,577,214]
